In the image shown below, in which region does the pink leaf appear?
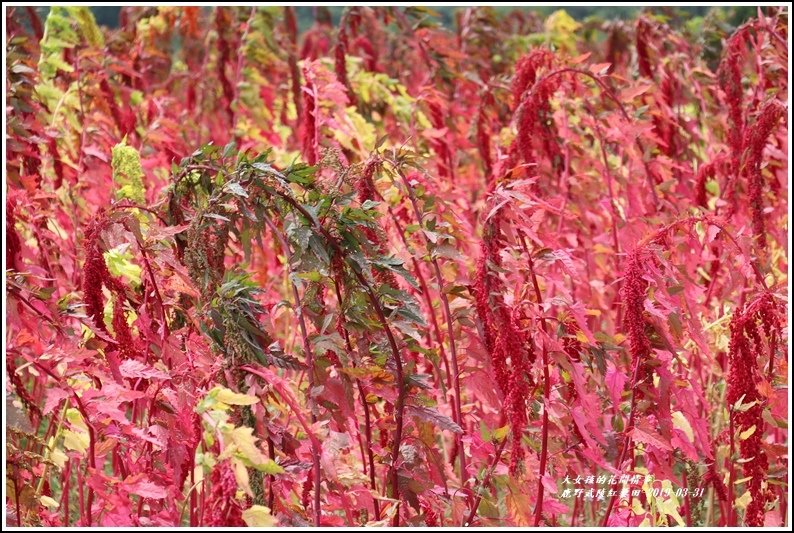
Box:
[119,359,170,380]
[43,388,69,415]
[620,83,653,102]
[541,474,558,495]
[125,479,169,500]
[605,365,626,407]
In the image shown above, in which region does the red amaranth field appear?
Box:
[4,6,790,528]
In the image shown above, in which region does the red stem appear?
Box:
[333,281,382,520]
[601,356,642,525]
[284,7,303,125]
[258,173,408,523]
[394,167,468,487]
[33,361,96,525]
[728,409,737,526]
[767,328,777,382]
[128,224,170,340]
[464,436,509,526]
[584,100,624,326]
[242,365,322,452]
[523,240,551,526]
[262,213,322,526]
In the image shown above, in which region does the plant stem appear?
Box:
[600,356,642,526]
[728,408,736,526]
[394,167,468,487]
[522,237,550,526]
[333,281,381,520]
[260,175,408,523]
[464,436,508,526]
[262,213,322,527]
[283,7,302,126]
[386,204,452,393]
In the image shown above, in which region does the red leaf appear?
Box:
[631,419,673,452]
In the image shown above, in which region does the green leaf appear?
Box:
[226,182,249,198]
[223,141,237,158]
[308,235,330,265]
[253,458,285,475]
[112,140,146,204]
[103,245,142,285]
[286,224,312,252]
[203,213,231,222]
[372,256,419,290]
[407,405,462,434]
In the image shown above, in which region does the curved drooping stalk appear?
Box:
[244,165,409,524]
[518,67,661,209]
[583,100,624,323]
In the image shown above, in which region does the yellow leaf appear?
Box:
[40,495,60,509]
[492,425,510,442]
[232,458,252,497]
[63,429,88,454]
[104,245,142,285]
[655,481,685,526]
[365,499,399,526]
[50,447,68,469]
[544,10,581,36]
[242,505,277,527]
[592,243,613,255]
[739,425,756,440]
[229,427,265,461]
[215,387,259,406]
[672,411,694,443]
[65,408,87,429]
[735,489,753,510]
[228,427,285,474]
[504,479,531,526]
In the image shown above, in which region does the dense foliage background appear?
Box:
[22,5,762,31]
[5,5,789,528]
